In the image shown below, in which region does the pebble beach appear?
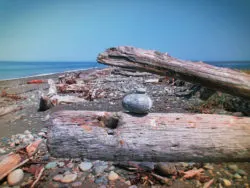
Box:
[0,67,249,187]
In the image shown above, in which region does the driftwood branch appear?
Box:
[97,46,250,99]
[47,111,250,162]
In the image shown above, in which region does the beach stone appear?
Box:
[45,161,57,169]
[155,163,177,176]
[93,161,108,175]
[61,173,77,183]
[222,179,232,187]
[38,132,46,137]
[228,164,238,172]
[122,91,152,114]
[94,176,108,185]
[24,130,31,135]
[67,162,74,168]
[0,148,6,154]
[238,169,247,176]
[57,161,65,168]
[234,173,242,179]
[79,162,93,171]
[53,174,63,182]
[7,169,24,186]
[108,171,119,181]
[71,181,82,187]
[204,163,214,170]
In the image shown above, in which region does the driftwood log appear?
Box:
[97,46,250,100]
[47,111,250,162]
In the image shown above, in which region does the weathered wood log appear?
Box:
[97,46,250,99]
[47,111,250,162]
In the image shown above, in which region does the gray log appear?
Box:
[47,110,250,162]
[97,46,250,100]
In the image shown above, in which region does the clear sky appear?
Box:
[0,0,249,61]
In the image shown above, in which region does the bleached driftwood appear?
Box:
[47,111,250,162]
[97,46,250,99]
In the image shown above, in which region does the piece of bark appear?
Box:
[47,111,250,162]
[0,140,42,181]
[97,46,250,100]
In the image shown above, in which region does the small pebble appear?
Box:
[108,171,119,181]
[234,173,242,179]
[61,173,77,183]
[7,169,24,186]
[222,179,232,187]
[238,169,247,176]
[0,148,6,154]
[228,164,238,172]
[94,176,108,185]
[24,130,31,135]
[71,181,82,187]
[53,174,63,182]
[45,162,57,169]
[79,162,93,171]
[204,163,214,170]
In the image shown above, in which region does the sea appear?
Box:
[0,61,249,80]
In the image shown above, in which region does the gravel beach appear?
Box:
[0,67,249,187]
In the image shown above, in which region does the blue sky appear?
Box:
[0,0,249,61]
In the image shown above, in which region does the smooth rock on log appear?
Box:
[47,111,250,162]
[122,88,152,114]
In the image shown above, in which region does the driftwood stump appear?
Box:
[47,111,250,162]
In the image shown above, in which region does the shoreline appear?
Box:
[0,66,104,82]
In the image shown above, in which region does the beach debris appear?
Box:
[1,90,27,100]
[0,139,42,181]
[182,168,204,179]
[0,105,23,117]
[27,79,45,84]
[7,169,24,186]
[122,88,152,114]
[30,167,44,188]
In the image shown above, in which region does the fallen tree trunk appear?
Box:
[97,46,250,100]
[47,111,250,162]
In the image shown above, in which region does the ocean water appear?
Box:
[0,61,106,80]
[0,61,249,80]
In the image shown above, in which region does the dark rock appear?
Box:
[39,96,54,111]
[155,163,177,176]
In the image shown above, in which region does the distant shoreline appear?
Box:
[0,67,102,82]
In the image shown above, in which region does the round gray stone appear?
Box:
[122,93,152,114]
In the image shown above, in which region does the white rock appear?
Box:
[24,130,31,135]
[108,171,119,181]
[61,173,77,183]
[79,162,93,171]
[0,148,6,154]
[7,169,24,186]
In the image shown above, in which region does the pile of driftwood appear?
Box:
[39,69,112,111]
[46,46,250,162]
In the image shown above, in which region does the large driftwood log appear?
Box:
[97,46,250,99]
[47,111,250,162]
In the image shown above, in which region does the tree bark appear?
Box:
[97,46,250,100]
[47,110,250,162]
